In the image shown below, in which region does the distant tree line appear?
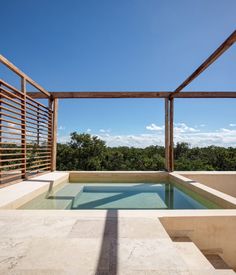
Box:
[56,132,236,171]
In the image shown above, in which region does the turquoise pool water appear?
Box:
[19,182,221,209]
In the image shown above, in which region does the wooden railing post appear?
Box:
[165,98,170,171]
[51,98,58,171]
[169,98,174,171]
[21,77,27,179]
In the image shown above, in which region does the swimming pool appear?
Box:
[19,181,221,209]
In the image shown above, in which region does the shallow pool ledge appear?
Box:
[0,171,69,209]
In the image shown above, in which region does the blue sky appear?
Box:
[1,0,236,147]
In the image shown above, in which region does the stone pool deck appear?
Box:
[0,210,235,275]
[0,171,236,274]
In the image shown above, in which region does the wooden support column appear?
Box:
[21,77,27,179]
[165,98,170,171]
[51,98,58,171]
[0,83,2,183]
[169,98,174,171]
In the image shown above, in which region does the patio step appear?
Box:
[173,240,214,271]
[203,254,232,270]
[172,238,235,274]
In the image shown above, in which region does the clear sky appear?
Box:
[1,0,236,147]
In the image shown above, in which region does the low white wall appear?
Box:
[69,171,168,183]
[179,172,236,198]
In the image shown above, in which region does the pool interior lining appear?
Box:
[19,182,222,210]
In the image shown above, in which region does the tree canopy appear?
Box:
[56,132,236,171]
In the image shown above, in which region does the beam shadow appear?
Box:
[95,210,118,275]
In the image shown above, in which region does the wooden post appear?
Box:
[51,98,58,171]
[37,104,40,146]
[21,77,27,179]
[165,98,170,171]
[169,98,174,171]
[0,83,2,184]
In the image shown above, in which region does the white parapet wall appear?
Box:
[178,171,236,198]
[69,171,168,183]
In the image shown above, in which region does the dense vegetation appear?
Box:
[57,132,236,171]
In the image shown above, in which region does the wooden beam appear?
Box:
[21,77,27,179]
[0,55,50,98]
[51,98,58,171]
[169,98,174,172]
[26,91,236,99]
[170,30,236,98]
[165,99,170,171]
[27,91,168,99]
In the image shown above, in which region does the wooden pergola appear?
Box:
[0,30,235,185]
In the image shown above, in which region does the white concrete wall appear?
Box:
[69,171,168,183]
[179,172,236,198]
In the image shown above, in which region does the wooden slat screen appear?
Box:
[0,79,52,185]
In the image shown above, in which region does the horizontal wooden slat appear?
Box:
[27,162,51,170]
[1,153,24,156]
[26,124,50,134]
[27,158,51,165]
[0,129,21,136]
[0,141,25,145]
[0,84,50,113]
[0,111,24,122]
[26,104,50,118]
[0,90,24,107]
[0,135,25,141]
[26,128,51,138]
[1,117,25,127]
[0,124,21,131]
[0,157,25,163]
[27,155,51,160]
[0,173,22,181]
[26,108,50,121]
[0,87,24,102]
[26,96,51,111]
[0,98,23,113]
[0,162,25,169]
[26,114,52,126]
[0,147,24,151]
[0,168,23,175]
[26,118,50,129]
[0,105,24,117]
[26,148,51,151]
[0,79,23,95]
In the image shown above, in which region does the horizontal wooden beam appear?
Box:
[0,55,50,98]
[170,30,236,98]
[27,91,236,99]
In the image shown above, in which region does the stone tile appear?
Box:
[0,216,76,238]
[69,217,169,239]
[15,238,109,273]
[112,239,189,271]
[117,218,170,239]
[0,238,30,272]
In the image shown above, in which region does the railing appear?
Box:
[0,55,55,186]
